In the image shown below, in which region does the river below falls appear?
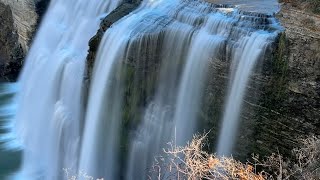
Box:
[0,83,21,180]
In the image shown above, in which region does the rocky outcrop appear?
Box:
[0,0,49,81]
[203,3,320,159]
[0,2,24,81]
[233,4,320,158]
[86,1,141,86]
[0,0,48,52]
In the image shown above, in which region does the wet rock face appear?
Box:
[0,2,24,81]
[231,4,320,158]
[0,0,50,51]
[0,0,38,52]
[0,0,49,81]
[86,1,141,85]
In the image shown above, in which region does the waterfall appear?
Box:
[9,0,282,179]
[0,83,21,180]
[120,0,281,179]
[217,32,276,156]
[14,0,122,179]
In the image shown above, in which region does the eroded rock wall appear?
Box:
[0,2,24,81]
[0,0,39,52]
[230,4,320,158]
[0,0,49,81]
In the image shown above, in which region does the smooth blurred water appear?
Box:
[0,83,22,180]
[14,0,122,179]
[106,0,280,179]
[1,0,282,179]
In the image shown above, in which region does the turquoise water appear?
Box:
[0,83,22,180]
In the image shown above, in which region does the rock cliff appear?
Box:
[0,0,49,81]
[0,0,48,51]
[202,2,320,159]
[0,2,23,81]
[251,3,320,156]
[207,2,320,159]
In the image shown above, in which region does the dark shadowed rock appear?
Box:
[0,0,50,81]
[0,2,24,81]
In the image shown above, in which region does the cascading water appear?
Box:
[0,83,21,179]
[8,0,282,179]
[94,0,281,179]
[217,32,277,156]
[14,0,122,179]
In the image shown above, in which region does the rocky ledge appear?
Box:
[0,0,49,81]
[0,2,23,81]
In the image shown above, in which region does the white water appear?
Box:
[78,14,132,180]
[123,0,280,179]
[0,83,20,150]
[8,0,281,179]
[79,2,182,179]
[14,0,121,179]
[217,32,277,156]
[0,83,21,180]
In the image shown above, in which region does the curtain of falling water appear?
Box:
[123,1,281,179]
[216,32,276,156]
[0,83,21,179]
[13,0,282,179]
[124,3,228,178]
[14,0,122,179]
[78,1,180,179]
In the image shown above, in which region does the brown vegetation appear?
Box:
[149,133,320,180]
[64,134,319,180]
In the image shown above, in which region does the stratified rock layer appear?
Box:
[252,4,320,156]
[0,0,38,52]
[0,2,24,81]
[0,0,49,81]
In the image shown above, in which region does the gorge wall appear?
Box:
[241,3,320,158]
[0,2,23,81]
[0,0,49,81]
[204,3,320,159]
[0,0,49,51]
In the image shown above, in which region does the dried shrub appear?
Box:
[149,133,266,180]
[257,135,320,179]
[149,134,320,180]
